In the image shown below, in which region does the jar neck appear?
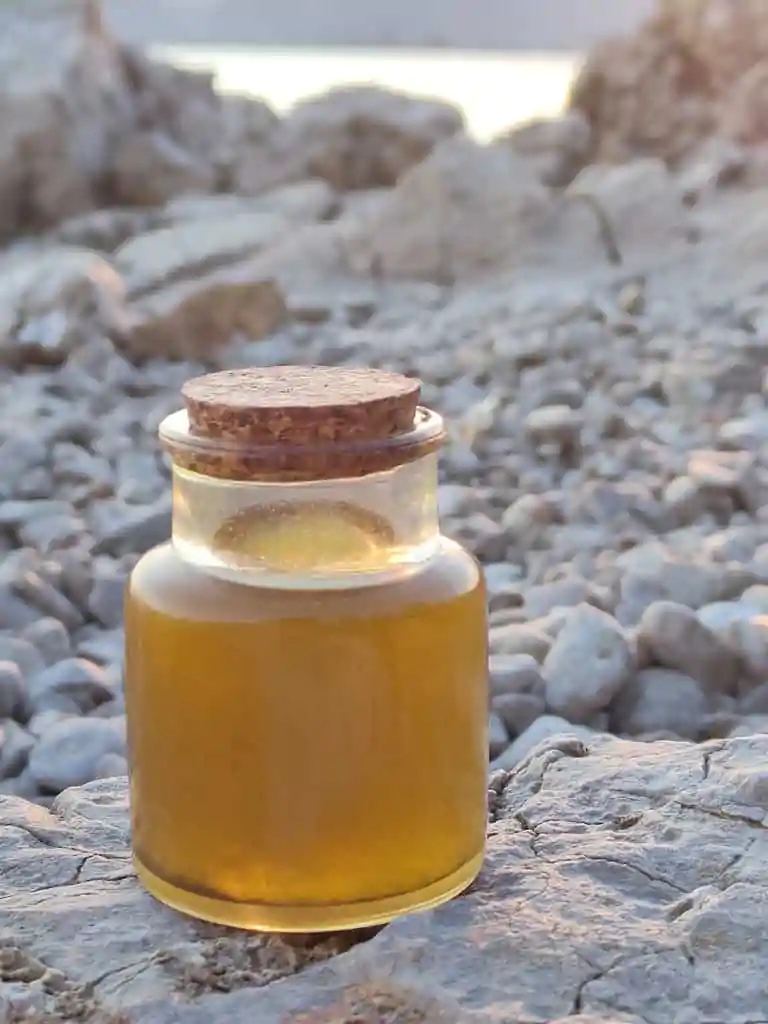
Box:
[170,454,441,589]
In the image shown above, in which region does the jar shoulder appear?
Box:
[127,538,483,623]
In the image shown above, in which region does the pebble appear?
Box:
[637,601,742,694]
[0,661,24,720]
[492,691,546,737]
[21,617,72,666]
[489,654,545,698]
[0,720,35,778]
[26,657,113,716]
[491,716,595,771]
[27,716,127,793]
[488,624,551,661]
[3,99,768,799]
[543,604,635,723]
[610,668,710,740]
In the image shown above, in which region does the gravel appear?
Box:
[0,2,768,802]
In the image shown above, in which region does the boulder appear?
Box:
[346,136,605,283]
[232,85,463,195]
[0,733,764,1021]
[0,0,134,238]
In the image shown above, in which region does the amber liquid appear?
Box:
[125,517,487,932]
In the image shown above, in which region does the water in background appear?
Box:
[154,46,581,141]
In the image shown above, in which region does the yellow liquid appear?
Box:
[125,511,488,932]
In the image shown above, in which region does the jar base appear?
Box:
[133,849,484,933]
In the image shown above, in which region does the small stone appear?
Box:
[638,601,742,694]
[0,720,35,778]
[489,654,545,698]
[21,618,72,666]
[87,566,126,629]
[488,713,509,759]
[610,669,710,740]
[28,717,127,793]
[524,405,583,448]
[27,658,113,716]
[10,570,85,631]
[110,130,216,207]
[543,604,634,723]
[0,662,24,720]
[0,638,45,682]
[725,615,768,683]
[492,692,546,737]
[697,601,760,635]
[93,752,129,780]
[92,503,171,557]
[741,681,768,715]
[491,715,595,771]
[27,710,75,739]
[488,624,552,661]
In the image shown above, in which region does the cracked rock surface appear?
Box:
[0,733,765,1023]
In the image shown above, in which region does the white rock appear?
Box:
[543,605,634,723]
[611,668,710,740]
[28,716,126,793]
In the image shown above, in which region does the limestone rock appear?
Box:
[0,0,135,238]
[0,246,128,367]
[543,605,635,723]
[346,136,604,283]
[109,130,216,207]
[610,667,710,739]
[0,734,763,1021]
[637,600,742,694]
[567,159,689,261]
[232,85,463,195]
[500,110,593,187]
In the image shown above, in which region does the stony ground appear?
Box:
[1,0,768,806]
[0,733,764,1022]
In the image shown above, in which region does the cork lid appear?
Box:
[182,366,421,444]
[161,366,444,481]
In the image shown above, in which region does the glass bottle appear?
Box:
[125,366,488,932]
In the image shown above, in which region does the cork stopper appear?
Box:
[163,366,443,481]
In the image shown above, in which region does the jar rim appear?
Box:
[159,406,445,482]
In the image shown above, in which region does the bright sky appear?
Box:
[153,46,581,141]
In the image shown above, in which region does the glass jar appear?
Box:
[125,366,488,932]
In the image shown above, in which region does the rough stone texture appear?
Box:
[0,734,764,1022]
[231,85,464,194]
[350,136,616,283]
[571,0,768,165]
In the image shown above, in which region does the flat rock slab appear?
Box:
[0,734,765,1022]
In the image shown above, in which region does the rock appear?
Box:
[346,136,604,283]
[611,668,710,740]
[0,720,34,778]
[492,691,546,737]
[10,570,84,631]
[488,713,509,759]
[0,247,127,367]
[491,715,596,769]
[0,638,45,683]
[500,111,592,187]
[489,653,544,698]
[489,623,552,661]
[0,1,134,239]
[92,503,171,557]
[568,159,689,260]
[725,614,768,683]
[0,731,766,1019]
[109,130,216,208]
[87,566,127,629]
[0,662,24,720]
[27,716,126,793]
[232,85,463,194]
[125,269,287,360]
[94,752,128,780]
[26,658,113,716]
[524,404,583,449]
[637,601,742,694]
[543,605,635,723]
